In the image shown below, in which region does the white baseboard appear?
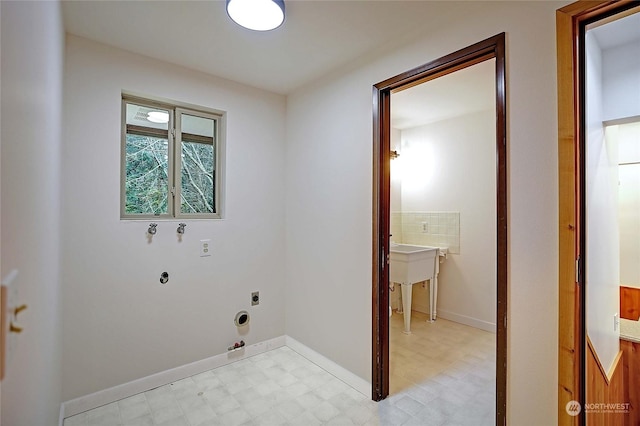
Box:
[60,336,286,421]
[59,404,65,426]
[285,336,370,397]
[60,335,373,423]
[436,309,496,333]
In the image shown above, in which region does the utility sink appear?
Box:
[389,244,444,334]
[390,245,438,284]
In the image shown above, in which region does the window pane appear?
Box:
[180,141,215,213]
[125,134,170,215]
[180,113,215,214]
[124,102,170,215]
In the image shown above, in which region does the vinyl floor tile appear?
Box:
[65,314,495,426]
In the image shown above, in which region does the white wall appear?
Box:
[390,127,402,219]
[585,31,620,374]
[285,2,564,424]
[0,0,3,416]
[62,36,287,400]
[602,39,640,291]
[615,123,640,287]
[398,110,496,329]
[603,40,640,121]
[389,129,403,310]
[1,1,65,424]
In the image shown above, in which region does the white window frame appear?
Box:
[121,94,225,220]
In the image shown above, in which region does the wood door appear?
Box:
[557,2,640,425]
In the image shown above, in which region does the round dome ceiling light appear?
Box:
[226,0,285,31]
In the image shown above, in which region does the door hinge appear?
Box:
[171,128,176,137]
[171,186,176,197]
[575,256,581,284]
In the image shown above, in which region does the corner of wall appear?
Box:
[0,1,65,424]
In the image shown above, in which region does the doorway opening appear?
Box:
[372,33,507,425]
[557,2,640,425]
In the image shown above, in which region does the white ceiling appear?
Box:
[61,0,475,95]
[590,10,640,50]
[391,58,495,130]
[62,1,639,129]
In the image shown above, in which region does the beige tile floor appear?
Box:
[64,311,495,426]
[387,310,496,425]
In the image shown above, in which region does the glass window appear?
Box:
[177,110,217,215]
[121,96,223,219]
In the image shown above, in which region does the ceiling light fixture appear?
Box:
[226,0,285,31]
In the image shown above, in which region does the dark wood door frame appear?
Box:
[556,2,639,425]
[372,33,507,424]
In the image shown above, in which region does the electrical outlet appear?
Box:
[200,239,211,257]
[251,291,259,306]
[421,222,429,233]
[614,313,619,332]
